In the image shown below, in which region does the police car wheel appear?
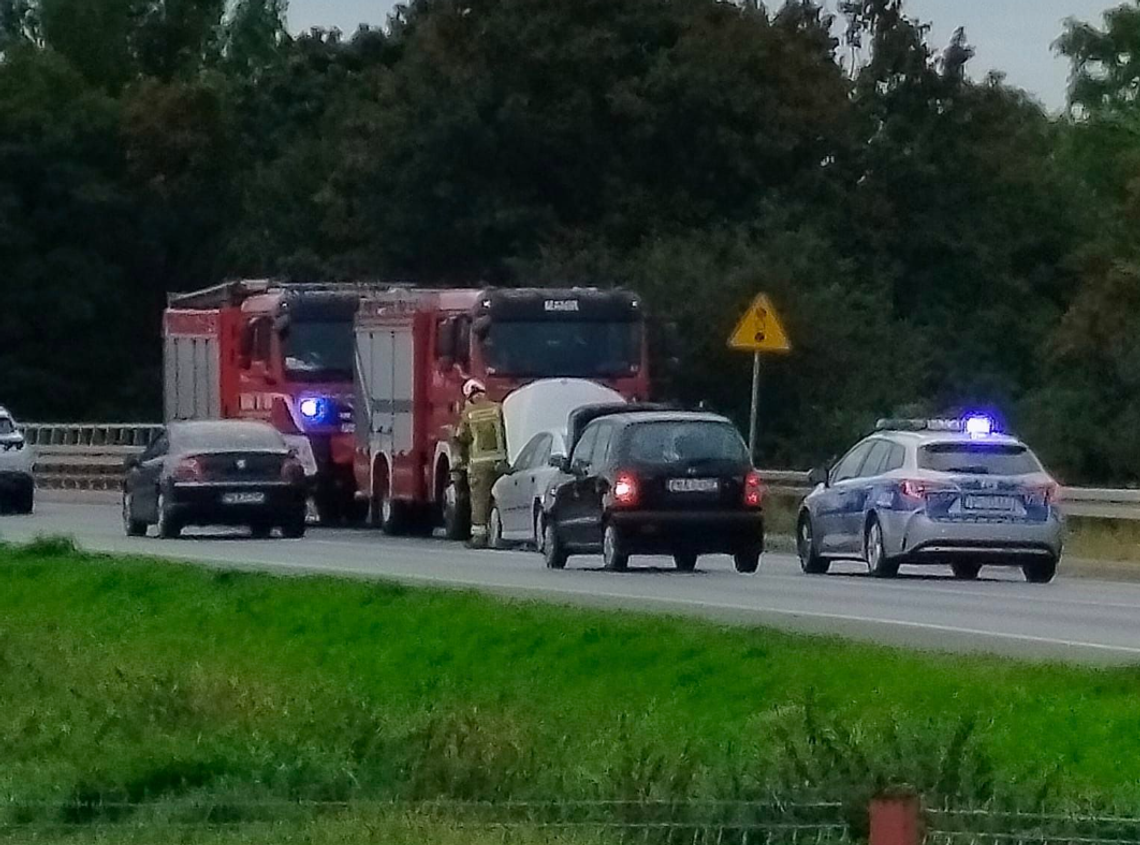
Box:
[797,513,829,574]
[865,518,897,578]
[1023,557,1058,584]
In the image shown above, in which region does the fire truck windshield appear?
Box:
[480,320,641,378]
[283,320,355,382]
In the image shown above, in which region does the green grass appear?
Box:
[1065,516,1140,564]
[1,535,1139,839]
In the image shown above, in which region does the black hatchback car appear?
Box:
[122,420,307,539]
[541,411,765,572]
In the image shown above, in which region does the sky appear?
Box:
[284,0,1118,112]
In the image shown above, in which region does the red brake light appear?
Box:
[900,479,927,501]
[613,471,639,508]
[282,458,305,484]
[170,457,204,482]
[744,470,764,508]
[1027,482,1060,506]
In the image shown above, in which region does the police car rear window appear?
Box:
[919,443,1041,476]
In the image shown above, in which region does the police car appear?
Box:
[0,405,35,514]
[797,416,1063,582]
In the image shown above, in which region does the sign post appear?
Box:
[727,294,791,461]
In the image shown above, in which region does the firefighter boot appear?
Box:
[467,525,489,550]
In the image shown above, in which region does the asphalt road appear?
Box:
[3,498,1140,665]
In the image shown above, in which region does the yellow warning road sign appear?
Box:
[728,293,791,352]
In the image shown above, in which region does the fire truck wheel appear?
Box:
[443,480,471,541]
[380,493,411,536]
[250,521,273,539]
[345,499,369,526]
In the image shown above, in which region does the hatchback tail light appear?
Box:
[1026,482,1060,506]
[743,470,764,508]
[899,479,954,502]
[281,457,306,484]
[170,456,204,482]
[612,471,639,508]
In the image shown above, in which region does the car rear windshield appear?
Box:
[624,421,749,466]
[919,442,1041,475]
[0,417,14,436]
[176,424,285,451]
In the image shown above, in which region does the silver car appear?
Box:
[0,406,35,514]
[797,417,1064,582]
[489,430,567,549]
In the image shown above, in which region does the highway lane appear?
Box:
[2,500,1140,665]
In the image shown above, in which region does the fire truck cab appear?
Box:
[163,280,393,524]
[353,287,652,539]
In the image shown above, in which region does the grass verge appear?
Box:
[1,536,1139,839]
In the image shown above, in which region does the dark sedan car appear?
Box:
[122,420,307,539]
[541,411,765,572]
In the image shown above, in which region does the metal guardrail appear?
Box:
[16,423,1140,519]
[19,424,161,491]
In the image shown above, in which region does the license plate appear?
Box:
[221,491,266,505]
[667,478,718,493]
[963,495,1017,511]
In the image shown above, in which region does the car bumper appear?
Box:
[881,510,1064,563]
[167,482,306,526]
[609,510,765,555]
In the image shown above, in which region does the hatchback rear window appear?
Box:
[176,423,285,451]
[919,442,1041,475]
[624,421,749,466]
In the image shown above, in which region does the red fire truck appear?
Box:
[163,280,394,524]
[351,287,653,538]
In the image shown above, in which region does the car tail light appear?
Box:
[281,457,306,484]
[900,479,955,503]
[743,470,764,508]
[1026,482,1060,506]
[613,471,639,508]
[900,479,927,501]
[170,457,204,482]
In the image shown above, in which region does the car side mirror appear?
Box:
[549,455,570,473]
[808,466,829,488]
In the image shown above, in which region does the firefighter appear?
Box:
[451,378,508,548]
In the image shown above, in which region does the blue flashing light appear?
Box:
[299,398,322,420]
[964,414,994,438]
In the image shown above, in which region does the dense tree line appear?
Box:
[1,0,1138,482]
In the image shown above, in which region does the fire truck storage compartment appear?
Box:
[355,321,416,459]
[164,313,222,422]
